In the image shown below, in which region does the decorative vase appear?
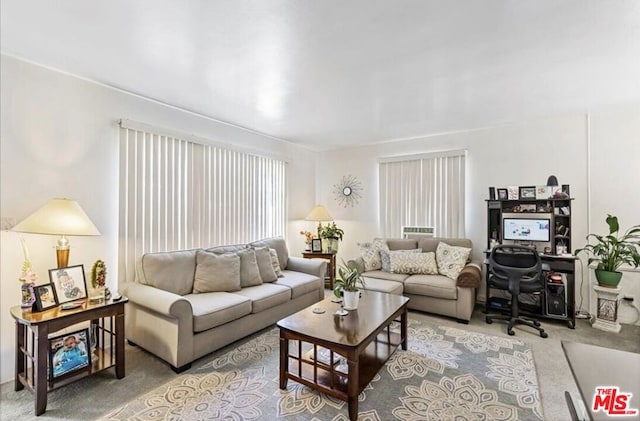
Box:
[21,282,36,309]
[343,290,360,310]
[323,238,339,253]
[595,269,623,288]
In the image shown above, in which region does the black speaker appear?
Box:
[546,284,567,317]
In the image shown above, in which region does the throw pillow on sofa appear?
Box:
[381,248,422,272]
[193,250,241,293]
[357,238,388,271]
[436,242,471,280]
[389,251,438,274]
[253,246,278,282]
[269,248,284,277]
[236,248,263,287]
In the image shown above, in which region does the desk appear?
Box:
[302,251,336,289]
[484,251,576,328]
[11,298,127,415]
[562,341,640,420]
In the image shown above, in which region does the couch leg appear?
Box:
[127,340,138,346]
[456,319,469,324]
[171,363,191,373]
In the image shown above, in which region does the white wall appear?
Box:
[0,56,317,383]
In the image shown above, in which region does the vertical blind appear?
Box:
[379,150,466,238]
[118,121,287,282]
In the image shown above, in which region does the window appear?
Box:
[378,150,466,238]
[118,120,287,282]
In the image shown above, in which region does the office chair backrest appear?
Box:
[489,245,542,282]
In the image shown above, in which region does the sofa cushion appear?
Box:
[419,237,473,255]
[253,246,278,282]
[361,270,410,283]
[380,248,422,272]
[250,237,289,269]
[275,270,322,299]
[183,292,251,332]
[139,249,197,296]
[386,239,418,250]
[357,238,388,271]
[207,244,248,254]
[404,274,458,300]
[390,251,438,275]
[192,251,241,293]
[234,283,291,313]
[236,248,263,287]
[269,248,284,277]
[436,242,472,280]
[362,277,404,295]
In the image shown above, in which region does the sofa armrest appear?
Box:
[286,256,327,279]
[456,263,482,288]
[122,282,192,320]
[347,257,365,274]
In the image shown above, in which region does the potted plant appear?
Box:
[319,222,344,253]
[333,261,365,310]
[574,214,640,288]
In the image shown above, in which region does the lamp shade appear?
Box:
[12,198,100,236]
[305,205,333,222]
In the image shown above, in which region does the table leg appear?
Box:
[14,321,25,391]
[115,312,125,378]
[34,324,49,416]
[347,355,359,421]
[401,307,408,351]
[279,333,288,389]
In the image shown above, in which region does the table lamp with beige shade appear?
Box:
[305,205,333,239]
[12,198,101,268]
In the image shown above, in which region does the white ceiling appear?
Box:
[2,1,640,150]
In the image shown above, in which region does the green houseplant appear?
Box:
[333,261,366,310]
[319,222,344,253]
[574,214,640,288]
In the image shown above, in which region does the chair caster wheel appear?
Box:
[508,330,515,336]
[540,331,548,338]
[485,317,493,324]
[533,320,541,327]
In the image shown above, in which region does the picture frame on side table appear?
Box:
[49,328,91,380]
[497,188,508,200]
[311,239,322,252]
[33,283,58,312]
[519,186,536,200]
[49,265,88,305]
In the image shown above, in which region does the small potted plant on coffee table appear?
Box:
[333,261,365,310]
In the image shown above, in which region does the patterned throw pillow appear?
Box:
[389,251,438,274]
[381,248,422,272]
[436,242,472,280]
[357,238,389,271]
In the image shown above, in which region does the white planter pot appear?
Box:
[343,290,360,310]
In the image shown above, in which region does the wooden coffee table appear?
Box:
[277,290,409,421]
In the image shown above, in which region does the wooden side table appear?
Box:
[302,251,336,289]
[11,297,127,415]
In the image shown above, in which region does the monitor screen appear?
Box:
[503,218,550,242]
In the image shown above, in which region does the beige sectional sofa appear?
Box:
[350,237,481,323]
[122,237,326,372]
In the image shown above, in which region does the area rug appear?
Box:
[101,320,543,420]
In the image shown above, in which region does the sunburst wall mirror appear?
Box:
[333,174,363,208]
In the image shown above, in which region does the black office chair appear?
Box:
[486,245,548,338]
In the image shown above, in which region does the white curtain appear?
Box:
[118,120,287,282]
[379,151,466,238]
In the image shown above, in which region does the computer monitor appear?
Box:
[503,218,551,242]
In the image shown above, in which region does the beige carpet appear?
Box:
[100,318,542,420]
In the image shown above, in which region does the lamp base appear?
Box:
[57,247,70,268]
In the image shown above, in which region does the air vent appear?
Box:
[401,226,435,239]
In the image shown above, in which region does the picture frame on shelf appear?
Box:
[507,186,519,200]
[33,283,58,312]
[489,187,496,200]
[497,188,508,200]
[49,265,87,305]
[519,186,536,200]
[311,239,322,252]
[562,184,571,196]
[535,185,551,199]
[49,328,91,380]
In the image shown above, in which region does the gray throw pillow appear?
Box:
[269,248,284,277]
[253,246,278,282]
[192,251,241,293]
[237,248,263,287]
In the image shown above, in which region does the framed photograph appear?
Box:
[507,186,519,200]
[33,283,58,312]
[311,238,322,252]
[561,184,571,196]
[520,204,537,213]
[49,328,91,380]
[497,188,508,200]
[49,265,87,305]
[519,186,536,200]
[535,185,551,200]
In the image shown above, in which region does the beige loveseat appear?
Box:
[122,237,325,372]
[350,237,481,323]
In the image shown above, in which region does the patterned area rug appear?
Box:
[101,320,543,420]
